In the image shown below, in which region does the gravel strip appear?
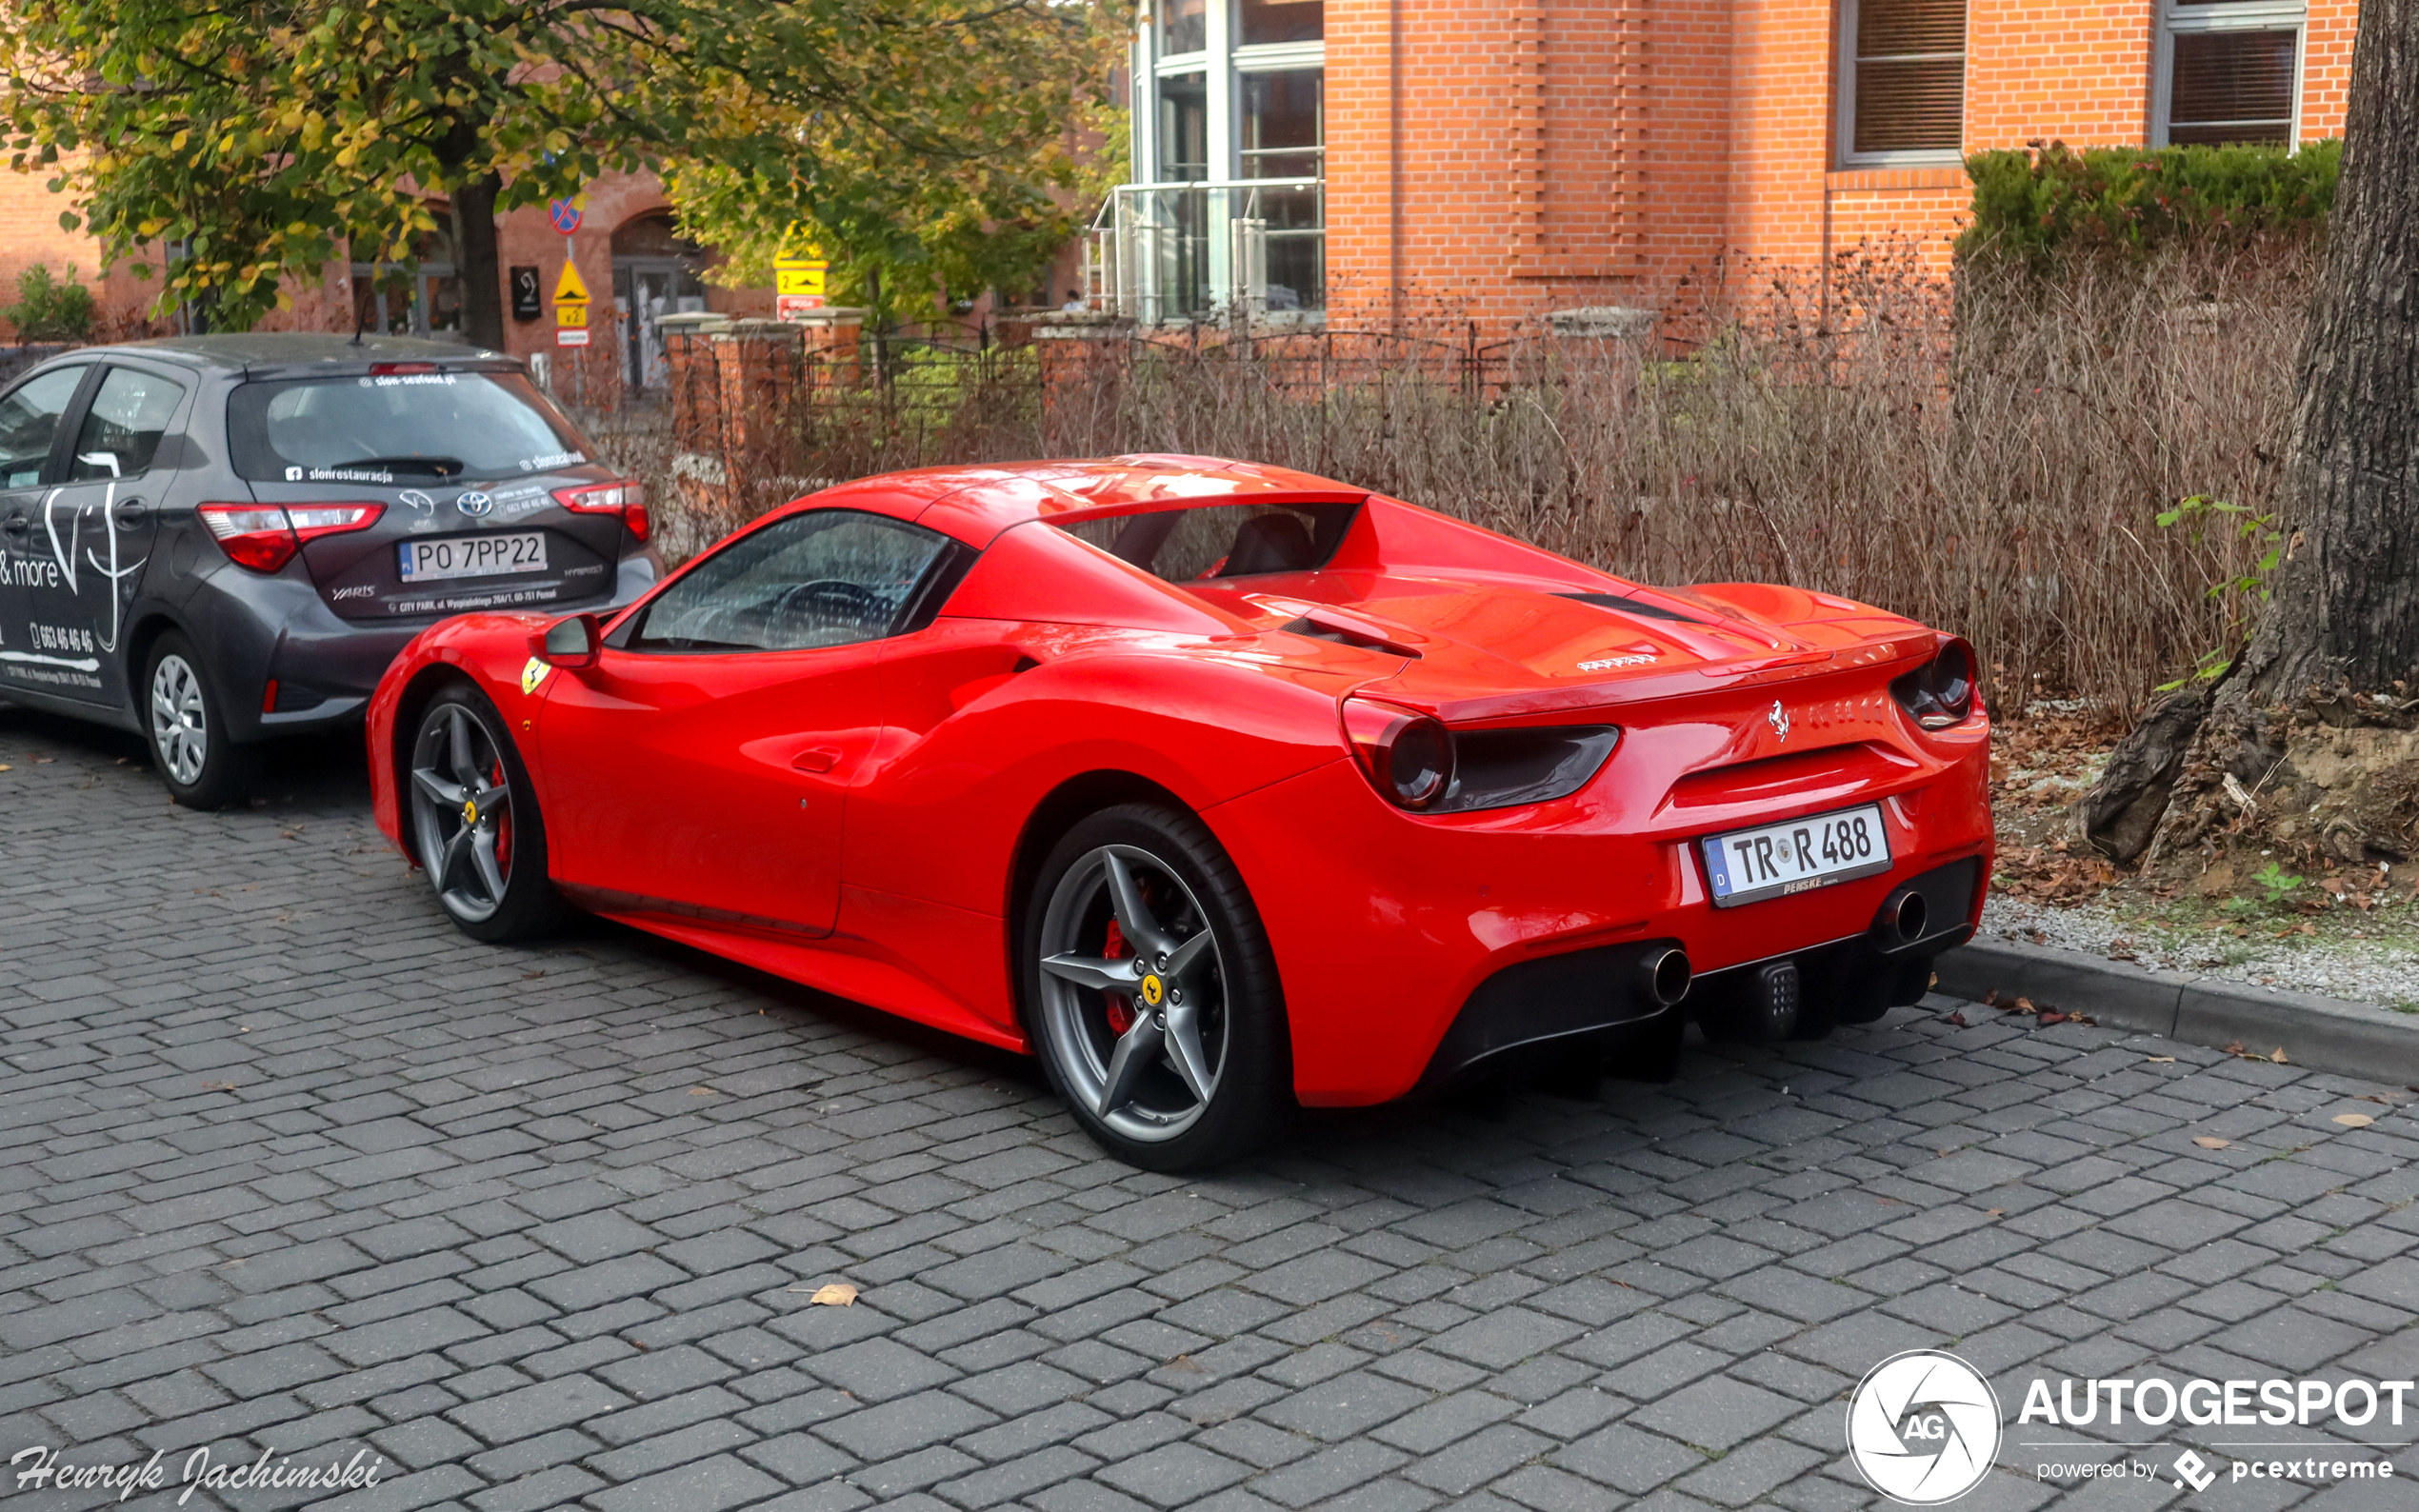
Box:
[1981,891,2419,1009]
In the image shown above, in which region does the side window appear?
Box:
[630,508,951,653]
[70,368,190,480]
[0,367,87,489]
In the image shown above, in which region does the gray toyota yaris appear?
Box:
[0,333,661,806]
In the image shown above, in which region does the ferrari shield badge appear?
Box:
[521,657,551,696]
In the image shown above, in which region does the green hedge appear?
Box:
[1958,140,2340,265]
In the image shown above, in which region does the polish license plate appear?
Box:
[1700,803,1891,907]
[398,532,549,581]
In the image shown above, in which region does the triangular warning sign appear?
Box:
[552,261,589,304]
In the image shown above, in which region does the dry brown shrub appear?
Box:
[610,238,2311,720]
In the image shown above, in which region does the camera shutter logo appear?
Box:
[1847,1350,2001,1504]
[454,490,494,518]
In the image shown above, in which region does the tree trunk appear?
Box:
[2076,0,2419,867]
[450,170,508,352]
[2227,0,2419,710]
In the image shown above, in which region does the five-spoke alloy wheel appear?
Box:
[408,685,566,942]
[1026,804,1289,1169]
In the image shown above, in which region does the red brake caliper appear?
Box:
[1102,918,1134,1034]
[490,760,512,872]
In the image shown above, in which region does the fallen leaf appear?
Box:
[2146,1056,2177,1064]
[0,765,12,772]
[2192,1136,2232,1149]
[690,1086,716,1095]
[2361,1094,2393,1104]
[2012,996,2036,1014]
[202,1081,237,1092]
[1945,1011,1969,1027]
[2269,1048,2289,1064]
[2038,1011,2068,1026]
[804,1283,857,1306]
[2223,1041,2248,1057]
[1983,989,2000,1007]
[1986,1208,2004,1218]
[2333,1113,2375,1128]
[1928,972,1939,989]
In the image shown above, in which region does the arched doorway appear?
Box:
[610,212,708,392]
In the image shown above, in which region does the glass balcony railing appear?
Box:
[1086,179,1325,325]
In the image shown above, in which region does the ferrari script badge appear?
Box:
[521,656,551,696]
[1139,974,1166,1008]
[1768,701,1791,742]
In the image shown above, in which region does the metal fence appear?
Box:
[0,344,72,386]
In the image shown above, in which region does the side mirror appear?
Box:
[534,611,601,670]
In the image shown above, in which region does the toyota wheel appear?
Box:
[145,632,253,809]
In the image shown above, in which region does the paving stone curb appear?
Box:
[1938,935,2419,1086]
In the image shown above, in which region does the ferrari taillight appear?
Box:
[1344,698,1622,815]
[1890,638,1980,731]
[1342,696,1454,810]
[198,502,383,574]
[554,480,650,543]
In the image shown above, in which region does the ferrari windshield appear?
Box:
[1053,501,1359,581]
[227,370,592,483]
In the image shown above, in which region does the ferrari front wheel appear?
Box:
[406,684,569,944]
[1025,804,1290,1171]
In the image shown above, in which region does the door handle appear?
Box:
[113,500,148,524]
[1,514,25,535]
[791,746,841,773]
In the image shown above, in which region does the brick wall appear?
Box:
[1325,0,2357,331]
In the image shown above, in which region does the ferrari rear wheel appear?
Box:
[406,684,570,944]
[1026,804,1290,1170]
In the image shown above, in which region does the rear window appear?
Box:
[227,370,593,484]
[1052,501,1359,581]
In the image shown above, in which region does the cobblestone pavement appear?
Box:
[6,706,2419,1512]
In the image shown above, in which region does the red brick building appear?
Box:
[0,168,770,400]
[1105,0,2356,328]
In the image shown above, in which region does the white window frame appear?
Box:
[1834,0,1969,169]
[1126,0,1325,319]
[2151,0,2306,149]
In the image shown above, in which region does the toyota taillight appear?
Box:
[198,502,383,574]
[553,480,650,543]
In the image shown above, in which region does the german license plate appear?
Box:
[1701,803,1892,907]
[398,532,548,582]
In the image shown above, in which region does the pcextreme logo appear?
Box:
[1847,1350,2002,1503]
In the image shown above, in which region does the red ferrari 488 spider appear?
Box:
[367,455,1992,1167]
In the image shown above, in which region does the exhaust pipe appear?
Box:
[1873,886,1929,948]
[1640,945,1692,1008]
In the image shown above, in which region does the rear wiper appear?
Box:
[330,455,466,477]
